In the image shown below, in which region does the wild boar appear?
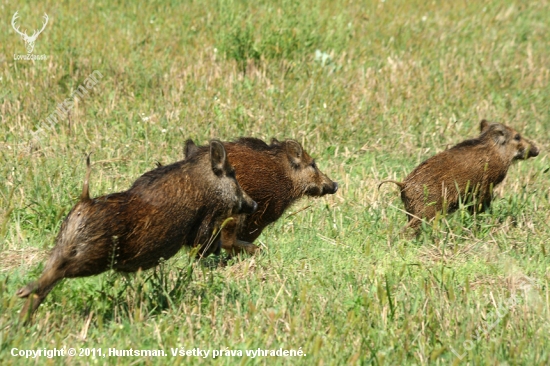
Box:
[17,140,257,320]
[184,138,338,255]
[379,120,539,233]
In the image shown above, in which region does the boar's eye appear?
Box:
[310,160,317,170]
[514,134,521,141]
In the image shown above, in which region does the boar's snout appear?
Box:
[323,181,338,195]
[518,142,540,159]
[245,200,259,215]
[528,145,540,158]
[238,193,258,215]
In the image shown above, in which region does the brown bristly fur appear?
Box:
[185,138,338,256]
[379,120,540,234]
[17,141,257,322]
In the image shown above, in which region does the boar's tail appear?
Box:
[80,153,92,202]
[378,180,404,190]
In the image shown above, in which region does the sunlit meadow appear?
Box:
[1,0,549,364]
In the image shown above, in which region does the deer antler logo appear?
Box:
[11,11,49,54]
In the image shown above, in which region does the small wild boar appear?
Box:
[379,120,539,233]
[184,138,338,255]
[17,140,257,320]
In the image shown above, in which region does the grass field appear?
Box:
[1,0,549,364]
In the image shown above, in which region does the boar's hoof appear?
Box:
[16,285,33,298]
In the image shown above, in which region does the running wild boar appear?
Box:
[17,140,257,320]
[184,138,338,255]
[379,120,539,233]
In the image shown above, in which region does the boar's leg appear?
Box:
[468,197,492,214]
[219,221,258,256]
[219,221,239,255]
[402,218,421,236]
[17,264,65,322]
[17,246,103,321]
[220,238,258,256]
[232,239,259,255]
[469,188,493,214]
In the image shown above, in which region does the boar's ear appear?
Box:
[184,139,199,159]
[270,137,281,146]
[285,140,303,167]
[488,124,507,145]
[209,140,227,176]
[480,119,491,133]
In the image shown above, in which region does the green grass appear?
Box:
[1,0,549,364]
